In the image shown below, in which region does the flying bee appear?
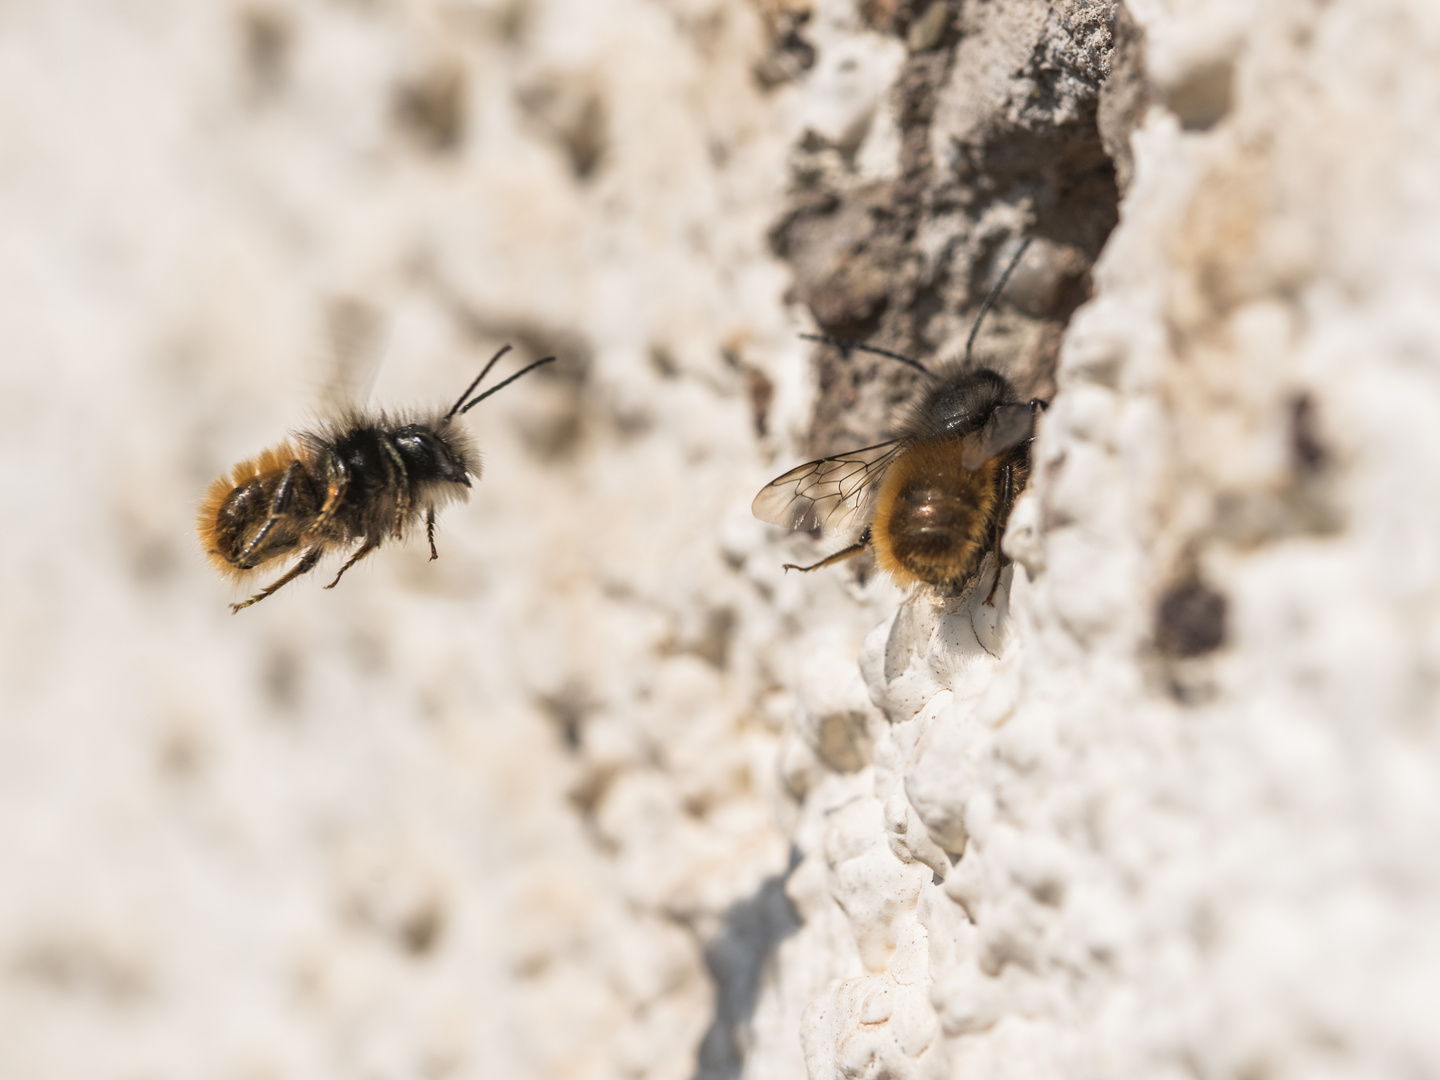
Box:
[752,240,1045,603]
[198,345,554,613]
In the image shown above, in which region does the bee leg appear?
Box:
[301,451,350,543]
[380,437,410,540]
[783,528,871,573]
[230,547,322,613]
[235,460,304,568]
[983,465,1015,606]
[426,508,439,561]
[324,537,381,590]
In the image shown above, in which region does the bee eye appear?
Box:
[395,429,434,454]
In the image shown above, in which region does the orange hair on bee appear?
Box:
[196,440,313,580]
[868,438,1001,589]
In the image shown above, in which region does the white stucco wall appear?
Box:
[0,1,1436,1079]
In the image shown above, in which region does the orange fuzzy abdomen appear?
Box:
[196,442,319,580]
[870,438,1000,589]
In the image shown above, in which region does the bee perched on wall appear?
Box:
[752,241,1044,604]
[198,345,553,613]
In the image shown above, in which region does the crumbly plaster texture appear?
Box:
[1,1,1438,1080]
[757,0,1440,1079]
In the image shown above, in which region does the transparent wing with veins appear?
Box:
[751,441,902,539]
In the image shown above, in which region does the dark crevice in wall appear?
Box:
[770,0,1129,458]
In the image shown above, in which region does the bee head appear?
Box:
[393,424,473,487]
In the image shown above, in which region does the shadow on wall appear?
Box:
[691,848,803,1080]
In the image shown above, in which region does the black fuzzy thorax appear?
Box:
[332,426,402,539]
[303,412,478,542]
[899,366,1013,443]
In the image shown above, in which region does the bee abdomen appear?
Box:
[870,443,998,589]
[198,449,322,575]
[885,488,993,586]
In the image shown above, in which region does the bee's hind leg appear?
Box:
[325,537,381,590]
[299,451,349,545]
[784,528,871,573]
[231,547,323,614]
[983,465,1016,607]
[235,460,305,568]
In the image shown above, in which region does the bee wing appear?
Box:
[321,300,387,410]
[752,440,902,538]
[960,403,1038,469]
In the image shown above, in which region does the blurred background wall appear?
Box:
[0,1,811,1075]
[2,1,1439,1079]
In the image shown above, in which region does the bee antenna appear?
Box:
[456,355,557,415]
[798,333,930,376]
[965,236,1032,366]
[445,344,514,421]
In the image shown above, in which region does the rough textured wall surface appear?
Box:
[1,0,1438,1079]
[755,0,1440,1078]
